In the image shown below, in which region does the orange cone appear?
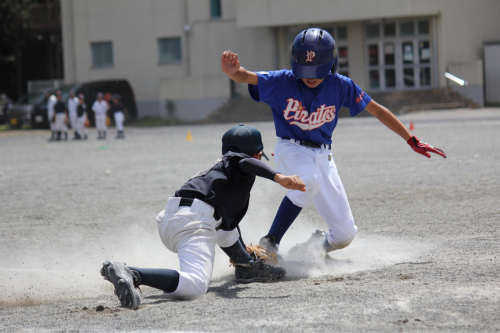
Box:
[409,121,415,131]
[186,131,193,141]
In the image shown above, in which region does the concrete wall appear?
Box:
[60,0,500,120]
[448,61,484,107]
[61,0,274,120]
[448,60,484,107]
[236,0,500,89]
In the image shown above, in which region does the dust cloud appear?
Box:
[0,203,430,307]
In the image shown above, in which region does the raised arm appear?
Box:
[365,100,446,159]
[221,51,258,85]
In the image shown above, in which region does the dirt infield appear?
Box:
[0,109,499,332]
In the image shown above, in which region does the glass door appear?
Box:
[365,19,433,90]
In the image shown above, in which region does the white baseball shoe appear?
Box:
[286,229,334,258]
[100,261,141,310]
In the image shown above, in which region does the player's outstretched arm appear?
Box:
[274,173,306,192]
[365,100,446,159]
[221,51,258,85]
[365,100,412,141]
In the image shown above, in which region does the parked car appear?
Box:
[7,79,137,129]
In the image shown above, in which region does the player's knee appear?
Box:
[327,219,357,250]
[179,276,210,300]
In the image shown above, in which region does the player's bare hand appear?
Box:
[274,174,306,192]
[221,51,240,75]
[407,136,447,159]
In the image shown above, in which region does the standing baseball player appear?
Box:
[74,93,88,140]
[45,89,57,141]
[221,28,447,257]
[109,94,126,139]
[53,93,68,141]
[66,90,80,140]
[92,92,109,139]
[100,125,305,309]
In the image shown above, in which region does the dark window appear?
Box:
[324,27,334,38]
[366,24,380,38]
[210,0,221,18]
[400,22,414,36]
[337,26,347,40]
[159,38,182,64]
[384,43,395,65]
[383,23,396,37]
[403,68,415,87]
[385,69,396,88]
[420,68,431,86]
[91,42,113,68]
[369,70,380,88]
[338,46,349,69]
[368,44,379,66]
[418,20,429,34]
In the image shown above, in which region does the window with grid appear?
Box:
[365,19,432,90]
[91,42,113,68]
[324,26,349,77]
[158,37,182,64]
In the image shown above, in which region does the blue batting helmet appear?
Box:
[291,28,338,79]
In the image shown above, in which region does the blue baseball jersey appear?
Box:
[248,70,372,145]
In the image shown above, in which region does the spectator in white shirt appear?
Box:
[67,90,80,140]
[92,92,109,139]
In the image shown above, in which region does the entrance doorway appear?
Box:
[365,19,433,90]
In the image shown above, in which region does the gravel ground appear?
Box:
[0,109,499,332]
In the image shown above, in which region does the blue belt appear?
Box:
[281,137,331,150]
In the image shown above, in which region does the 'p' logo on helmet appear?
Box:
[306,50,316,62]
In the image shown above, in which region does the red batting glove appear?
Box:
[407,136,447,159]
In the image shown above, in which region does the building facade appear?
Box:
[61,0,500,120]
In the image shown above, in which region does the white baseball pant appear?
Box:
[95,113,107,130]
[48,109,55,131]
[156,197,239,300]
[274,138,357,250]
[69,112,77,131]
[76,115,87,137]
[54,113,68,131]
[114,111,124,131]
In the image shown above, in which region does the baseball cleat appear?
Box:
[286,229,333,258]
[100,261,141,309]
[234,252,286,284]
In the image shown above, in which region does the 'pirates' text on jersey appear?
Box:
[248,70,372,145]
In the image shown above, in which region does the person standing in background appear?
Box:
[67,90,79,140]
[53,93,68,141]
[74,93,88,140]
[45,89,57,141]
[92,92,109,139]
[109,94,127,139]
